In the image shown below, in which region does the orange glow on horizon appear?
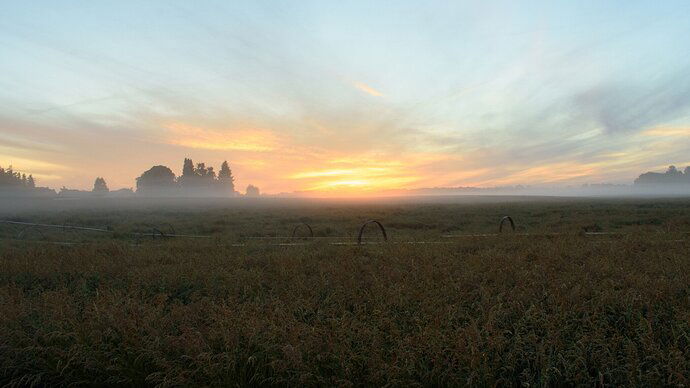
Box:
[93,120,690,196]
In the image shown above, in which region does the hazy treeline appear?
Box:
[634,165,690,186]
[128,158,261,197]
[0,166,34,190]
[0,165,55,197]
[0,159,260,199]
[136,159,243,197]
[2,162,689,199]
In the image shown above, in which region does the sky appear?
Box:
[1,0,690,195]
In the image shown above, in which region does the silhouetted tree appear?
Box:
[667,165,682,177]
[196,162,218,189]
[195,163,207,177]
[246,184,260,197]
[27,175,35,188]
[136,165,177,195]
[93,177,109,194]
[218,161,235,195]
[179,158,197,190]
[182,158,195,177]
[180,158,229,194]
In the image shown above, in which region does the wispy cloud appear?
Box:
[0,155,69,172]
[642,126,690,137]
[164,123,279,152]
[571,72,690,134]
[0,153,70,183]
[354,82,383,97]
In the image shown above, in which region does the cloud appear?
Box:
[642,126,690,137]
[571,72,690,134]
[164,122,280,152]
[354,82,383,97]
[0,153,70,184]
[0,155,68,171]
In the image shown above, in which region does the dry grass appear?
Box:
[0,199,689,386]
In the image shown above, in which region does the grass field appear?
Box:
[1,197,689,386]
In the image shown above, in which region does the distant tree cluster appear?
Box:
[93,177,109,194]
[0,165,57,197]
[178,158,235,195]
[0,165,35,190]
[634,165,690,186]
[58,177,132,198]
[136,158,254,197]
[2,158,253,198]
[135,166,177,196]
[245,184,260,197]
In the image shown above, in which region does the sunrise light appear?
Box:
[1,2,689,195]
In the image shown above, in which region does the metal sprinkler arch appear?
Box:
[150,227,167,239]
[131,224,174,241]
[164,223,176,236]
[291,223,314,240]
[357,220,388,244]
[499,216,516,233]
[16,225,46,240]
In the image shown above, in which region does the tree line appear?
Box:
[135,158,259,197]
[0,166,35,190]
[634,165,690,186]
[0,158,260,198]
[0,165,55,197]
[4,161,689,198]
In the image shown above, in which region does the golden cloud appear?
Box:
[471,161,600,186]
[165,123,279,152]
[0,154,69,172]
[354,82,383,97]
[642,126,690,137]
[0,154,70,183]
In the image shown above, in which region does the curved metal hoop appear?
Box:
[148,224,175,239]
[358,220,388,244]
[499,216,515,233]
[151,227,167,239]
[16,226,46,240]
[291,223,314,240]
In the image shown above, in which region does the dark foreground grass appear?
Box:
[1,232,689,386]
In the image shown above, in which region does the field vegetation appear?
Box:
[0,197,689,386]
